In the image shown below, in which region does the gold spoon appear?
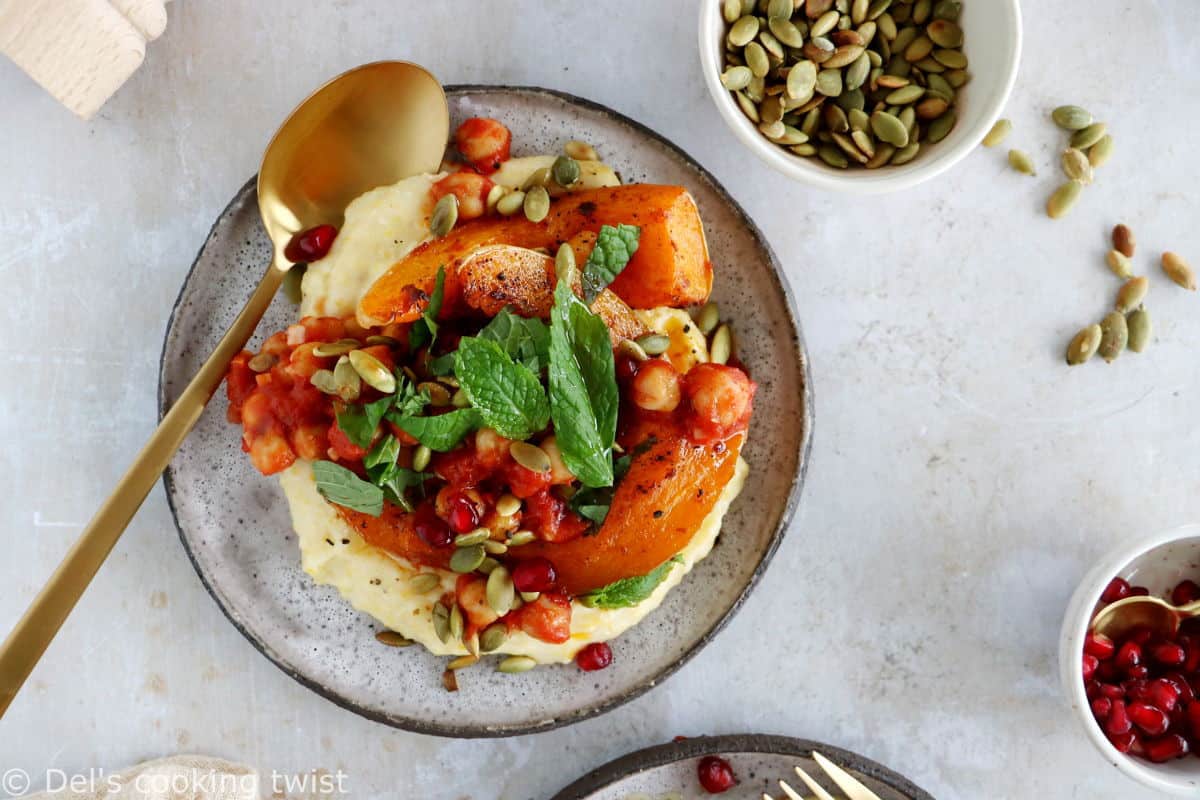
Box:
[1090,594,1200,641]
[0,61,449,717]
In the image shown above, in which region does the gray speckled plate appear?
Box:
[159,86,812,737]
[551,735,934,800]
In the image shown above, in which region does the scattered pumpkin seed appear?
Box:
[1106,250,1134,280]
[564,139,599,161]
[483,539,508,555]
[636,333,672,356]
[312,339,359,357]
[408,445,430,473]
[410,573,441,593]
[449,544,486,573]
[309,369,339,395]
[430,194,458,237]
[348,349,396,393]
[248,352,278,372]
[497,655,538,674]
[551,155,580,187]
[447,654,478,671]
[1051,105,1092,131]
[454,528,491,548]
[1115,276,1149,313]
[365,335,400,347]
[1112,224,1136,258]
[433,602,451,643]
[870,110,909,147]
[1061,148,1094,185]
[510,441,552,474]
[891,142,921,165]
[1008,149,1036,176]
[486,566,516,616]
[330,356,359,402]
[441,669,459,692]
[496,190,526,216]
[485,183,506,213]
[375,630,413,647]
[1070,122,1107,150]
[710,324,733,365]
[495,494,521,517]
[1046,180,1084,219]
[1066,324,1102,366]
[451,388,470,408]
[1162,252,1197,291]
[448,604,465,642]
[926,111,957,144]
[523,185,550,223]
[1099,311,1128,363]
[1127,308,1152,353]
[508,530,536,547]
[479,623,508,653]
[520,591,540,603]
[478,556,501,575]
[1088,135,1115,168]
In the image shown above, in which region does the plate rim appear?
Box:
[549,733,935,800]
[158,84,814,737]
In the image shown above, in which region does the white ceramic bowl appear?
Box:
[698,0,1023,194]
[1060,524,1200,795]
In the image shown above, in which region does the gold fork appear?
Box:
[763,751,884,800]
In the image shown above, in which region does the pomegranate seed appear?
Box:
[1127,665,1151,680]
[1151,641,1187,667]
[1186,703,1200,740]
[413,505,452,547]
[1116,641,1143,672]
[575,642,613,672]
[1130,585,1151,597]
[284,224,338,263]
[1083,654,1099,681]
[1149,679,1182,713]
[512,558,558,593]
[1106,700,1132,736]
[1123,678,1150,703]
[1129,702,1171,736]
[1091,697,1113,720]
[1128,626,1154,645]
[1182,635,1200,672]
[447,496,480,534]
[1085,632,1116,660]
[1085,680,1102,699]
[1164,673,1195,703]
[697,756,737,794]
[1100,683,1125,699]
[1174,580,1200,606]
[1095,661,1120,682]
[1143,734,1189,763]
[1107,730,1137,753]
[1102,577,1132,603]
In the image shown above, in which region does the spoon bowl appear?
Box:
[1089,595,1197,641]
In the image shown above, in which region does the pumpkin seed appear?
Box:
[851,129,876,158]
[890,142,920,165]
[915,97,949,120]
[848,107,870,132]
[982,119,1011,148]
[1127,308,1152,353]
[769,16,805,47]
[1046,180,1083,219]
[635,333,672,356]
[695,302,721,335]
[903,35,933,62]
[1115,276,1149,313]
[723,0,742,24]
[933,0,961,20]
[405,446,429,475]
[375,630,413,647]
[729,15,760,46]
[926,19,962,47]
[1162,252,1197,291]
[885,84,924,105]
[248,352,278,372]
[486,566,516,616]
[433,602,451,643]
[912,0,931,23]
[816,68,844,97]
[735,90,761,122]
[745,42,771,78]
[818,144,850,168]
[313,339,359,357]
[870,110,909,147]
[430,194,458,237]
[944,68,969,87]
[1065,324,1102,365]
[520,591,540,603]
[865,142,897,168]
[618,338,649,362]
[496,190,526,216]
[1071,122,1107,150]
[483,540,508,555]
[786,61,818,100]
[348,349,396,393]
[926,110,956,143]
[825,44,866,69]
[811,9,840,37]
[452,387,470,408]
[478,557,501,575]
[876,74,909,89]
[932,48,966,69]
[497,655,538,674]
[365,335,400,347]
[759,119,786,140]
[721,65,754,91]
[758,29,785,59]
[867,0,894,19]
[447,654,477,671]
[1106,250,1134,280]
[309,369,339,395]
[768,125,809,145]
[410,573,441,593]
[485,184,506,213]
[1051,105,1092,131]
[327,357,357,401]
[1008,149,1036,176]
[494,494,521,517]
[479,623,508,653]
[833,132,869,163]
[419,381,451,407]
[792,143,818,157]
[510,441,551,474]
[1061,148,1093,185]
[1112,224,1136,258]
[925,73,954,101]
[564,140,599,161]
[710,324,733,364]
[455,528,491,548]
[449,544,486,573]
[447,604,465,643]
[523,185,550,223]
[1099,311,1128,362]
[842,53,870,91]
[1088,135,1115,168]
[508,530,536,547]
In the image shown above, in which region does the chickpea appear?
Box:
[630,359,681,412]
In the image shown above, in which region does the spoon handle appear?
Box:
[0,261,287,718]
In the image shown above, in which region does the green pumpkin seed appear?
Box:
[924,110,955,143]
[495,494,521,517]
[933,0,961,20]
[1106,250,1134,280]
[811,9,840,36]
[925,73,954,101]
[486,566,516,616]
[328,357,358,401]
[418,381,451,407]
[348,349,396,393]
[891,26,918,56]
[735,90,760,122]
[447,654,477,671]
[486,184,506,213]
[430,194,458,238]
[722,65,754,91]
[479,623,508,653]
[723,0,742,23]
[903,34,933,62]
[1052,105,1093,131]
[885,84,924,105]
[1066,324,1103,366]
[1099,311,1128,362]
[769,125,809,145]
[816,69,844,96]
[410,573,441,593]
[932,48,966,68]
[867,0,894,19]
[1046,180,1084,219]
[312,339,358,357]
[478,556,500,575]
[1127,308,1152,354]
[825,44,866,69]
[792,143,818,156]
[745,42,770,78]
[818,143,849,168]
[839,53,869,91]
[248,352,278,372]
[710,324,733,364]
[759,119,786,140]
[890,142,921,165]
[786,60,818,101]
[729,15,760,46]
[1061,148,1094,185]
[758,29,785,59]
[926,19,962,47]
[412,444,432,473]
[765,0,790,18]
[1089,135,1115,168]
[1008,149,1036,176]
[635,333,672,356]
[496,190,526,216]
[510,441,551,474]
[913,0,932,23]
[865,142,896,167]
[848,108,870,132]
[1070,122,1107,150]
[449,544,486,574]
[455,528,491,548]
[1162,252,1197,291]
[375,630,413,647]
[870,110,909,147]
[1115,276,1149,313]
[851,0,870,23]
[944,69,969,87]
[433,602,451,643]
[833,132,869,163]
[768,16,805,47]
[508,530,536,547]
[695,302,721,335]
[850,130,875,158]
[498,655,538,674]
[483,539,508,555]
[309,369,339,395]
[523,185,550,223]
[982,119,1011,148]
[365,335,400,347]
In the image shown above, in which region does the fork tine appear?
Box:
[792,765,838,800]
[812,752,884,800]
[777,779,807,800]
[763,794,777,800]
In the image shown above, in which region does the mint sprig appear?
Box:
[408,265,446,350]
[312,460,384,516]
[581,224,640,303]
[390,408,482,452]
[454,337,549,440]
[581,556,682,609]
[477,308,551,373]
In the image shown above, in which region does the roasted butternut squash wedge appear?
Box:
[336,504,452,571]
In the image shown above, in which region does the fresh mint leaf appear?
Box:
[478,308,551,373]
[454,337,550,440]
[568,451,633,526]
[391,408,481,452]
[312,460,384,516]
[363,434,400,475]
[336,392,394,449]
[408,266,446,350]
[548,278,618,488]
[377,463,429,511]
[429,352,456,376]
[392,374,431,417]
[581,556,683,609]
[581,224,640,303]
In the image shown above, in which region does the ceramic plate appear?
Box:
[551,735,934,800]
[159,86,812,736]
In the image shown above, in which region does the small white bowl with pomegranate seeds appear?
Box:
[1060,524,1200,795]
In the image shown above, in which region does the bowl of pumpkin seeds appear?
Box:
[699,0,1022,193]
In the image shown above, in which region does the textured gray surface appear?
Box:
[1,1,1198,798]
